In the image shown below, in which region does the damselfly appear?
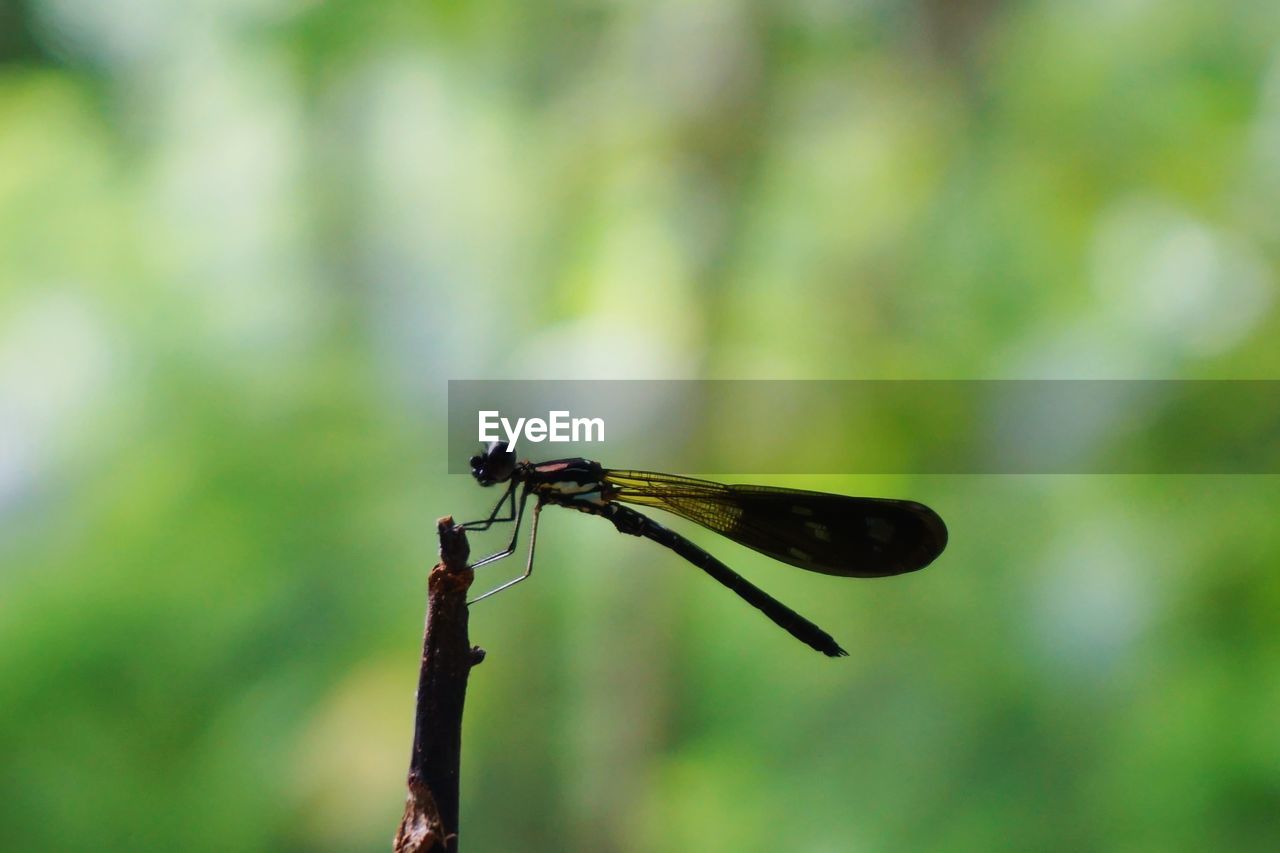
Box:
[461,442,947,657]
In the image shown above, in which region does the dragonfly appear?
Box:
[460,441,947,657]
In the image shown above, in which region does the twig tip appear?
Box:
[436,517,470,569]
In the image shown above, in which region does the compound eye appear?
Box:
[487,445,516,480]
[469,454,483,469]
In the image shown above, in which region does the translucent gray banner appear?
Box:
[447,380,1280,474]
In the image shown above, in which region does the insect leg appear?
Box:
[460,479,519,531]
[467,485,531,571]
[468,498,543,605]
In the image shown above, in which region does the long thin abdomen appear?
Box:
[601,503,848,657]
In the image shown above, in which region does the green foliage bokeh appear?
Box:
[2,1,1280,851]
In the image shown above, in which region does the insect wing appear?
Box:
[603,470,947,578]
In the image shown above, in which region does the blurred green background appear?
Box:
[3,1,1280,851]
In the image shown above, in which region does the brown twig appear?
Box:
[394,517,485,853]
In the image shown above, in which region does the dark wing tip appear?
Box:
[889,500,947,575]
[919,502,949,566]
